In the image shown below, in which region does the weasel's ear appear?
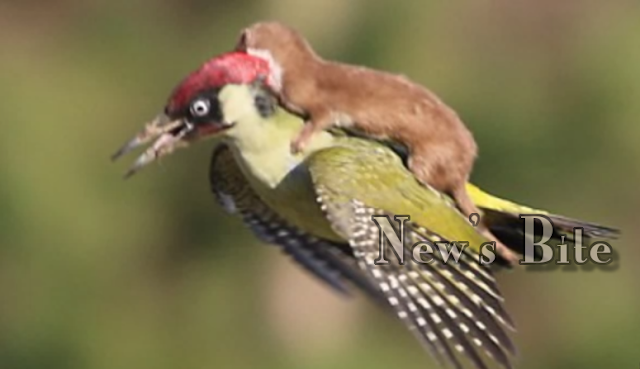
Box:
[235,30,248,51]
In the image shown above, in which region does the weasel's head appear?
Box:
[236,21,317,81]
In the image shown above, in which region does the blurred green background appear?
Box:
[0,1,638,368]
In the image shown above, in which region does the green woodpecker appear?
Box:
[112,78,618,369]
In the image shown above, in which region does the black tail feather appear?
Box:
[481,208,619,260]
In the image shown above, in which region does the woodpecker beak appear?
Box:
[111,114,195,178]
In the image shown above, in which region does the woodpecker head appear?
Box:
[111,51,276,178]
[235,21,317,81]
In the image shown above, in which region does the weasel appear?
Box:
[235,21,518,264]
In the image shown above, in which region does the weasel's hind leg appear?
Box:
[453,186,520,266]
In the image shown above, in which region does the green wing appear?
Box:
[208,143,382,300]
[306,140,516,369]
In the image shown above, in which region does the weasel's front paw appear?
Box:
[290,136,307,154]
[290,125,314,154]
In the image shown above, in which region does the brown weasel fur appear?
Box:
[235,21,519,265]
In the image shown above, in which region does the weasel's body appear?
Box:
[236,21,517,263]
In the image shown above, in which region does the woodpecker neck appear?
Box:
[225,107,335,188]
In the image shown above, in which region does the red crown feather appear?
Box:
[166,52,273,115]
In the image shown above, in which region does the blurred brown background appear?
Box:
[0,1,638,368]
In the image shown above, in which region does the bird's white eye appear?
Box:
[190,98,210,117]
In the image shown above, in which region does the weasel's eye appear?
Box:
[190,98,210,117]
